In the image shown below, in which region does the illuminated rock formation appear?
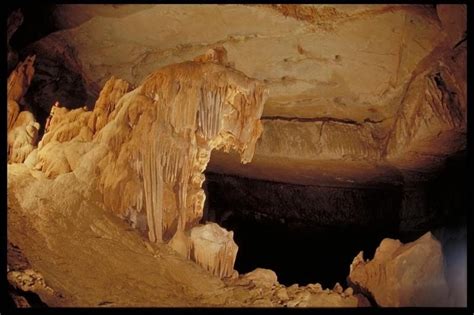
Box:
[187,223,238,278]
[348,232,449,306]
[384,32,467,162]
[87,76,131,134]
[240,268,278,288]
[23,5,467,179]
[7,55,36,105]
[32,48,266,277]
[6,4,466,307]
[8,112,40,164]
[38,76,131,149]
[7,56,41,164]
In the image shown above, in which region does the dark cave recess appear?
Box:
[202,151,467,287]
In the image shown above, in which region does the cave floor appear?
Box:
[6,164,260,307]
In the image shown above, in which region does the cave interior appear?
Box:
[5,3,469,308]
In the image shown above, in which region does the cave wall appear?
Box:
[204,149,467,235]
[204,172,401,232]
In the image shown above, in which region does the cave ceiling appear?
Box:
[16,4,467,185]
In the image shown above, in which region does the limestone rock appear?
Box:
[436,4,467,47]
[39,106,92,148]
[333,282,343,294]
[343,287,353,296]
[348,231,449,306]
[7,55,36,103]
[7,99,20,132]
[251,298,274,307]
[286,285,358,307]
[32,54,267,248]
[168,229,190,259]
[305,283,323,293]
[87,76,131,133]
[7,56,41,164]
[188,223,238,279]
[8,112,40,164]
[39,75,130,149]
[275,287,289,301]
[193,47,230,67]
[7,269,51,293]
[385,45,467,161]
[23,5,466,183]
[241,268,278,289]
[35,5,441,123]
[295,291,358,307]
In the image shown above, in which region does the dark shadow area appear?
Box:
[8,5,57,52]
[222,215,397,288]
[7,285,49,308]
[202,172,403,287]
[203,151,467,289]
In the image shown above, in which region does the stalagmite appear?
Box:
[188,223,238,279]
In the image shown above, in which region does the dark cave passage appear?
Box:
[202,152,467,288]
[220,216,396,288]
[202,173,403,287]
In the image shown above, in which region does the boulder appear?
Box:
[241,268,278,289]
[348,231,449,306]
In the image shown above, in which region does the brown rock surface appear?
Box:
[188,223,238,278]
[22,4,466,183]
[6,4,466,307]
[348,232,449,306]
[7,56,41,164]
[8,163,364,307]
[20,50,266,280]
[240,268,278,289]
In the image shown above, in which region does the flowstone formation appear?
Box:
[28,48,267,278]
[7,55,41,164]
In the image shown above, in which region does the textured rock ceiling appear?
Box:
[41,4,441,120]
[21,4,467,185]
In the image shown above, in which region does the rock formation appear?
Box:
[17,5,466,183]
[188,223,238,278]
[7,55,41,164]
[239,268,278,288]
[348,232,449,306]
[19,6,448,165]
[27,47,266,278]
[6,4,466,307]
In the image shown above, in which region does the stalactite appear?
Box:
[141,135,164,243]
